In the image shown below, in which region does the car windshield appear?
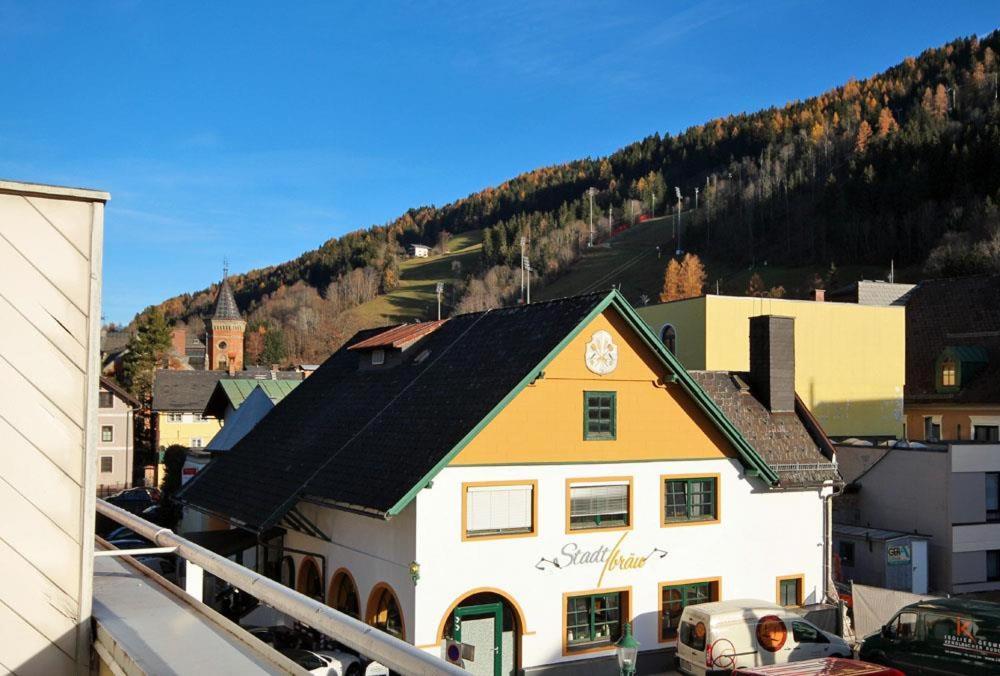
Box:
[281,649,325,670]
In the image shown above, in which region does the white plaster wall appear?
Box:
[951,443,1000,473]
[412,458,825,669]
[286,500,417,638]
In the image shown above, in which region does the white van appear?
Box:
[676,599,851,675]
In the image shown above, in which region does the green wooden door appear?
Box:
[453,603,502,676]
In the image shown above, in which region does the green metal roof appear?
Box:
[945,345,989,363]
[221,379,299,408]
[203,378,301,417]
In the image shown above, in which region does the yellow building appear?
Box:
[637,295,906,437]
[156,411,222,450]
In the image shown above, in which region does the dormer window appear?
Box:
[371,349,385,366]
[941,359,956,387]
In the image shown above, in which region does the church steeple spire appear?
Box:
[207,261,246,371]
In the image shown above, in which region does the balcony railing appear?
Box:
[96,499,464,675]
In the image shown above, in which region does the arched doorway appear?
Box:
[296,556,323,601]
[440,590,524,676]
[366,583,405,640]
[328,568,360,619]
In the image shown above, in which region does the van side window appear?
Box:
[889,611,918,641]
[925,613,957,643]
[791,621,827,643]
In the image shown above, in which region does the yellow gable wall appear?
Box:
[451,308,736,465]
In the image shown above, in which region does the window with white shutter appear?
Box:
[464,482,535,538]
[569,479,631,531]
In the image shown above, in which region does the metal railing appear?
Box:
[96,499,463,675]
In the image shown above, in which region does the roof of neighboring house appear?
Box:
[347,320,447,351]
[213,279,243,320]
[410,243,430,250]
[205,387,277,452]
[152,369,301,412]
[832,523,929,541]
[689,371,841,486]
[905,275,1000,404]
[179,290,792,532]
[99,376,141,408]
[101,330,132,354]
[203,378,301,418]
[827,280,915,306]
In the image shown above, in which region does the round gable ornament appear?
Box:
[585,330,618,375]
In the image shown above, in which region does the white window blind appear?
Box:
[570,482,629,529]
[466,484,533,535]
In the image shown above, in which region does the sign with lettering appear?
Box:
[887,544,911,566]
[535,532,666,587]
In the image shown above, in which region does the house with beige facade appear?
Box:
[97,376,139,490]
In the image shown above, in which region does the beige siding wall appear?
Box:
[0,181,107,674]
[97,390,133,488]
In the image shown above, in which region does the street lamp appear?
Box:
[615,622,639,676]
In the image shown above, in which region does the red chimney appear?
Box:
[814,289,825,302]
[171,327,186,356]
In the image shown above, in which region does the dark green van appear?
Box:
[860,598,1000,674]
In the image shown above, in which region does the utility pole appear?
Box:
[587,187,597,247]
[675,186,682,254]
[525,258,532,304]
[694,186,699,211]
[435,282,444,320]
[608,203,613,237]
[651,191,655,218]
[520,236,526,303]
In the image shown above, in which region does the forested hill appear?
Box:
[147,31,1000,362]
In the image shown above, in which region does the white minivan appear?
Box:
[676,599,851,675]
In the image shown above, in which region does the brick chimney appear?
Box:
[748,315,795,413]
[171,327,186,357]
[813,289,825,302]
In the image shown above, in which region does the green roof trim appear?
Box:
[386,289,777,517]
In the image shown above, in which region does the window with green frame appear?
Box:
[584,391,616,440]
[661,581,718,640]
[566,591,625,648]
[779,577,802,606]
[664,477,717,523]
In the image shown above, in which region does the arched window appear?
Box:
[279,556,295,589]
[328,569,360,619]
[296,557,323,601]
[367,583,405,640]
[660,324,677,355]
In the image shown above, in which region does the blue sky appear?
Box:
[1,1,996,323]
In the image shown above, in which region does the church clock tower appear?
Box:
[207,270,246,371]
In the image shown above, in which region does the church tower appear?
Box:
[207,270,246,371]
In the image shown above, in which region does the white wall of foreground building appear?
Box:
[413,458,827,671]
[287,499,417,635]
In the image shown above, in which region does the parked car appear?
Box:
[859,597,1000,674]
[105,486,161,515]
[733,657,904,675]
[278,648,388,676]
[677,599,852,675]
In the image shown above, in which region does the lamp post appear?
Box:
[615,622,639,676]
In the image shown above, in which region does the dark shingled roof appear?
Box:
[689,371,840,486]
[179,293,610,529]
[213,279,243,320]
[905,275,1000,404]
[152,369,301,412]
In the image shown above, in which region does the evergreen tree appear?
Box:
[123,309,172,401]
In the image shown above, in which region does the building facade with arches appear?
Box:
[181,290,841,674]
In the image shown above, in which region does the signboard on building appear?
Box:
[887,543,911,566]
